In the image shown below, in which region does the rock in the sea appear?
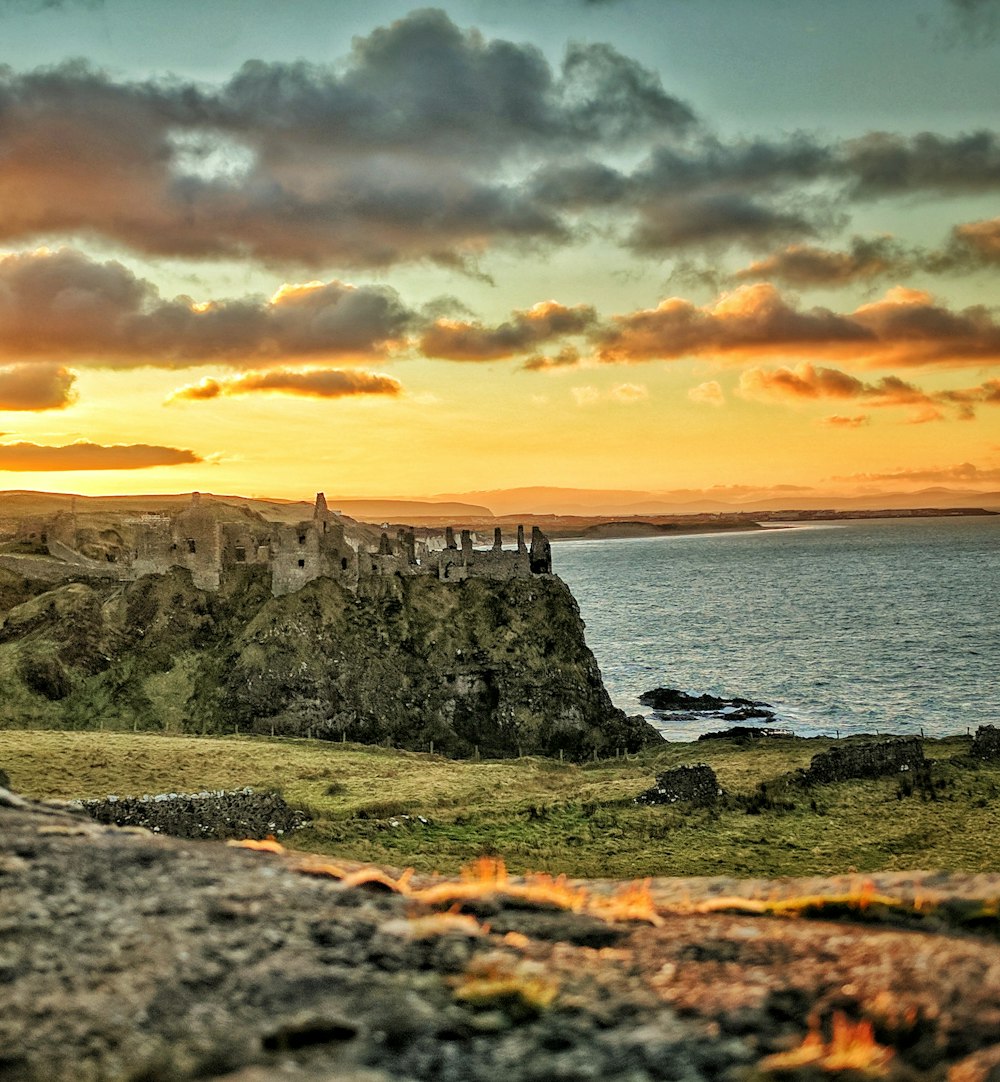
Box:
[639,687,775,722]
[635,764,723,806]
[801,737,925,784]
[970,725,1000,761]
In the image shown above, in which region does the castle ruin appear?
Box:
[0,493,553,596]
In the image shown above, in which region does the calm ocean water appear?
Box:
[554,516,1000,741]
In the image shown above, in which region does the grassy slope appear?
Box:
[2,729,997,879]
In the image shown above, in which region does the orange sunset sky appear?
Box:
[1,0,999,509]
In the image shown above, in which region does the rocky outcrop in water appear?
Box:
[0,566,657,760]
[639,687,775,722]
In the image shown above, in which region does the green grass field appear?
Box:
[2,729,996,879]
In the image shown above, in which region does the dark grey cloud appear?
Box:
[944,0,1000,42]
[0,7,997,268]
[628,194,819,252]
[0,248,418,367]
[843,130,1000,199]
[735,236,915,287]
[529,128,1000,256]
[731,215,1000,288]
[635,137,833,197]
[530,137,839,254]
[0,9,693,268]
[216,10,694,153]
[928,216,1000,272]
[0,0,103,11]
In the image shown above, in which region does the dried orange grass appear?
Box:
[228,846,663,926]
[683,881,903,919]
[453,954,559,1014]
[380,905,488,940]
[227,837,286,854]
[760,1012,894,1076]
[411,858,663,926]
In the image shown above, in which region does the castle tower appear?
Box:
[314,492,329,519]
[530,526,552,575]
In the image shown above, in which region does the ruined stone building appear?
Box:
[0,493,552,595]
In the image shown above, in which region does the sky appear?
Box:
[1,0,999,505]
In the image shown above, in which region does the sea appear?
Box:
[553,516,1000,742]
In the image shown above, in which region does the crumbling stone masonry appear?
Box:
[801,736,925,784]
[635,764,723,806]
[970,725,1000,760]
[0,493,554,599]
[75,788,309,840]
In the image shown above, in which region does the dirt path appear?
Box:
[3,793,1000,1081]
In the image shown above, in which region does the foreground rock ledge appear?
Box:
[3,798,1000,1082]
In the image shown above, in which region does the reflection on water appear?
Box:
[554,517,1000,741]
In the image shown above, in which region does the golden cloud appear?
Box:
[596,284,1000,368]
[0,363,76,410]
[421,302,597,361]
[0,441,201,471]
[166,368,403,403]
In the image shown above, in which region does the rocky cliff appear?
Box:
[0,564,655,758]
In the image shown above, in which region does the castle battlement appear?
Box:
[2,493,552,596]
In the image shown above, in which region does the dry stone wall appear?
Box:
[75,788,308,840]
[802,737,925,784]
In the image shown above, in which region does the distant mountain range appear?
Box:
[0,490,492,524]
[429,485,1000,516]
[2,486,998,525]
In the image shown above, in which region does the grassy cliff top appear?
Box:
[2,728,995,879]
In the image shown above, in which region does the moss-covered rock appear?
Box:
[0,568,657,759]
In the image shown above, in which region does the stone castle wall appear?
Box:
[6,493,552,598]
